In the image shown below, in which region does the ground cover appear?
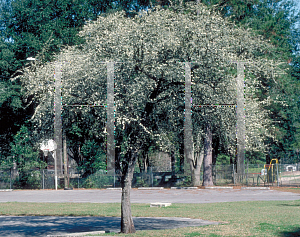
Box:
[0,199,300,236]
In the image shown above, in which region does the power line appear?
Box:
[62,104,105,107]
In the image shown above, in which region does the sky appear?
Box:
[296,1,300,26]
[291,1,300,54]
[296,1,300,11]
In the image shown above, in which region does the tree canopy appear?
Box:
[1,0,299,167]
[14,2,290,231]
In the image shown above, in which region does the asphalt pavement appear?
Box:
[1,188,300,203]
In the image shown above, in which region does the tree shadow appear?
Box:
[0,216,219,236]
[276,203,300,207]
[279,228,300,237]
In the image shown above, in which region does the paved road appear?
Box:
[1,188,300,203]
[0,188,299,236]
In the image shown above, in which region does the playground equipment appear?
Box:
[257,159,280,186]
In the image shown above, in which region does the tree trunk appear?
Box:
[187,138,205,187]
[192,148,204,186]
[144,153,148,173]
[203,123,214,186]
[121,151,137,234]
[179,142,184,172]
[171,149,175,175]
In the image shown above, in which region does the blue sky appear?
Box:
[296,1,300,26]
[296,1,300,11]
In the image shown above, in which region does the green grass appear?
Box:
[0,201,300,236]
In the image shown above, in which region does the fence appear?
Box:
[1,163,299,189]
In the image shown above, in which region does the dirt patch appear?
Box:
[230,185,300,193]
[270,186,300,194]
[281,171,300,176]
[196,185,300,194]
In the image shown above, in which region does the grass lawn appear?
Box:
[1,196,300,237]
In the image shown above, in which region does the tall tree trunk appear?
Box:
[121,151,137,234]
[203,123,214,186]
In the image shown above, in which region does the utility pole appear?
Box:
[63,134,69,189]
[54,60,63,177]
[230,61,247,181]
[184,62,193,176]
[107,62,115,175]
[27,56,63,185]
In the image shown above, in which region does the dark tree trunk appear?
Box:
[144,152,148,173]
[179,142,184,173]
[212,136,219,165]
[120,151,137,234]
[203,123,214,186]
[171,149,175,175]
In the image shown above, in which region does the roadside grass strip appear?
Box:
[1,200,300,236]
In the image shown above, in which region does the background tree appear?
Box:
[2,0,298,173]
[159,0,300,165]
[238,0,300,164]
[9,124,46,188]
[0,0,151,166]
[195,0,300,164]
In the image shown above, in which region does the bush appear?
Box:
[135,176,149,187]
[181,176,192,187]
[13,170,41,189]
[81,171,115,188]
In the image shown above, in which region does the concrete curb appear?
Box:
[205,187,233,189]
[241,187,270,190]
[106,188,122,190]
[0,189,13,192]
[171,187,198,189]
[138,187,164,190]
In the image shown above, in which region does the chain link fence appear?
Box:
[1,163,300,189]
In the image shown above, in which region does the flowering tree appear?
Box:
[14,1,287,233]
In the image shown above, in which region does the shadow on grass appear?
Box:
[276,199,300,207]
[0,216,219,236]
[277,203,300,207]
[279,228,300,237]
[184,232,221,237]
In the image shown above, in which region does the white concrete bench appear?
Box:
[150,202,172,207]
